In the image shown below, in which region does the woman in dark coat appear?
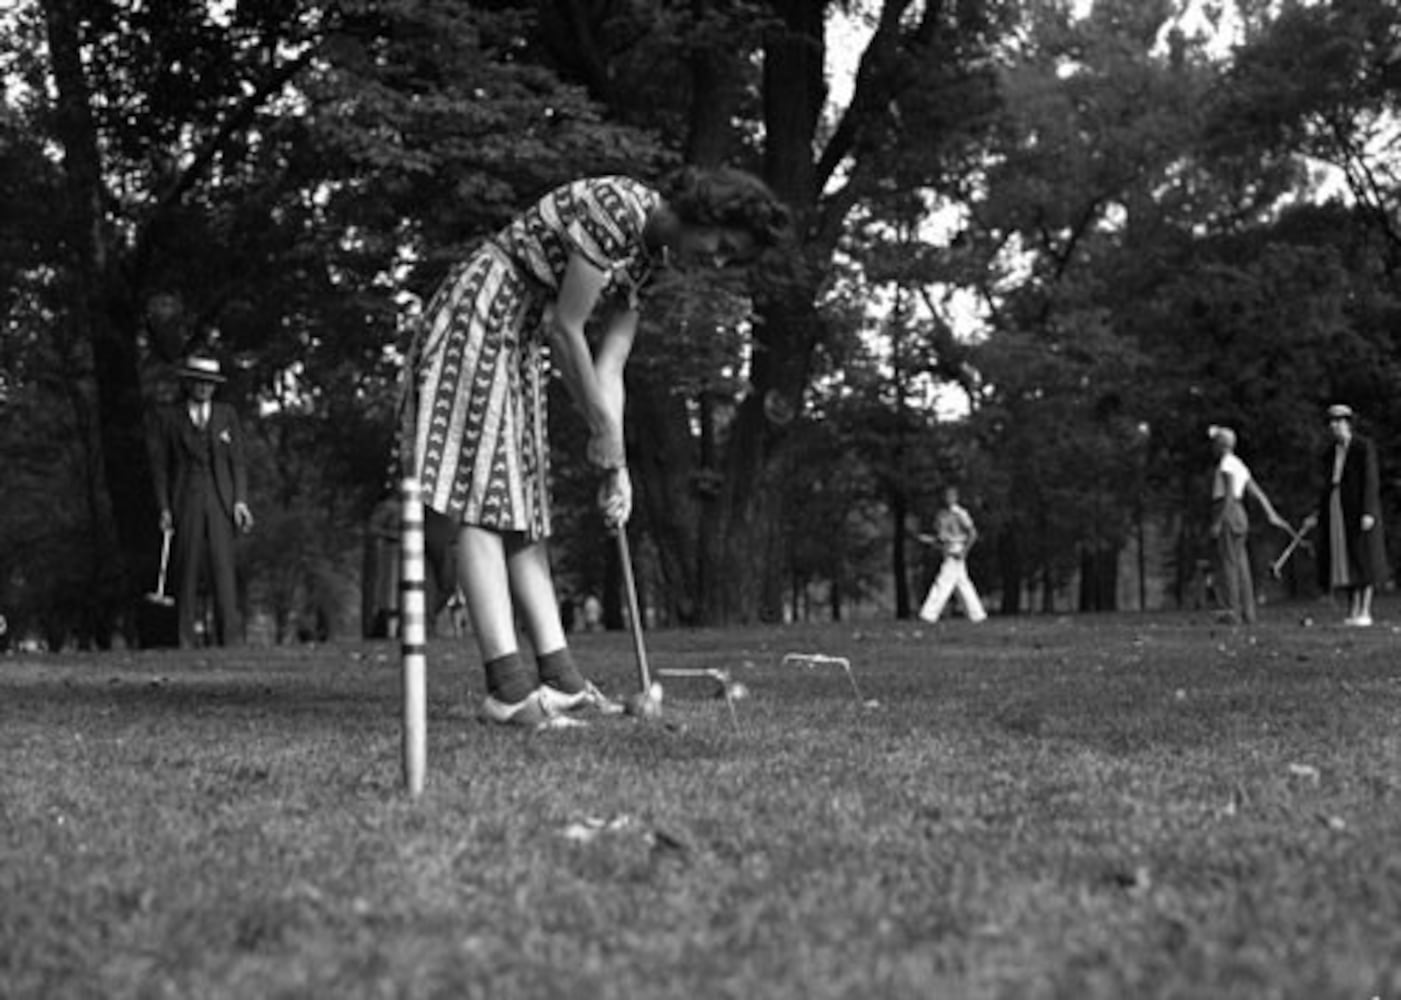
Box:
[1304,403,1390,626]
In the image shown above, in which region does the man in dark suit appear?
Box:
[150,355,255,647]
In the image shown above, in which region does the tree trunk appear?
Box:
[1078,544,1119,612]
[629,379,706,624]
[618,2,827,625]
[891,488,912,618]
[712,397,781,622]
[44,0,161,614]
[997,527,1022,614]
[626,1,828,625]
[627,302,823,628]
[653,0,828,624]
[91,306,162,602]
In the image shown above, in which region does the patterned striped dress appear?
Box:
[405,177,661,539]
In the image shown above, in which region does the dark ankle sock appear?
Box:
[537,647,585,694]
[484,652,535,704]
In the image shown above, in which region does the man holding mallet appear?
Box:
[150,354,254,648]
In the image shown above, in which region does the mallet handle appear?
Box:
[156,528,172,598]
[616,529,652,693]
[1270,525,1308,578]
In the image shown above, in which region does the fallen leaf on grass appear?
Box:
[1217,784,1248,819]
[1111,865,1152,894]
[1287,763,1321,783]
[560,815,637,843]
[559,815,690,860]
[537,716,588,731]
[649,828,688,857]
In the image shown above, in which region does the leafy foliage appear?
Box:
[4,0,1401,638]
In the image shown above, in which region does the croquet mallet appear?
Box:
[1270,523,1312,579]
[145,528,175,608]
[616,528,661,716]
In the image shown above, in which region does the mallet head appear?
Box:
[625,681,664,719]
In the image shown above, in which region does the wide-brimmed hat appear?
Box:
[1326,403,1354,421]
[178,356,225,383]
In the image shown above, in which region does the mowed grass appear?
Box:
[2,606,1400,1000]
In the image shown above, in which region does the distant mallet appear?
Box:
[1270,523,1312,579]
[145,528,175,609]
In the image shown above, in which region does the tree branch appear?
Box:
[814,0,920,194]
[136,45,318,271]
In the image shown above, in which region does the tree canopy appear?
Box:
[1,0,1399,645]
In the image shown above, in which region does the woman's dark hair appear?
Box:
[663,166,794,248]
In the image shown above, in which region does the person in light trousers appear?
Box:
[918,486,988,624]
[1207,424,1292,624]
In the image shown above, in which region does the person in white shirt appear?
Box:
[918,486,988,625]
[1207,424,1291,624]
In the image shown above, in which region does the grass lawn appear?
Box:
[2,603,1399,999]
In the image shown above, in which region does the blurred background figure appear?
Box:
[361,491,460,639]
[1206,424,1291,625]
[917,485,987,625]
[1303,404,1390,627]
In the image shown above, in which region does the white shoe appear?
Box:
[1349,614,1373,627]
[918,610,939,624]
[480,691,552,727]
[539,681,625,716]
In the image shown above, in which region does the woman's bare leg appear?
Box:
[504,535,568,656]
[453,526,550,720]
[505,535,600,703]
[455,526,518,659]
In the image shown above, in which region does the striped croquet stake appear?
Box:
[399,477,428,796]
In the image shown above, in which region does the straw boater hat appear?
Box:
[178,356,225,383]
[1326,403,1354,421]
